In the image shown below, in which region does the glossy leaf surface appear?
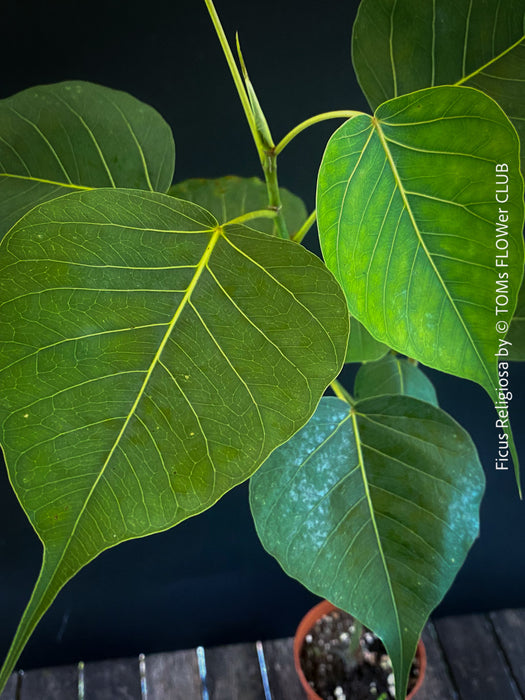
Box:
[317,85,524,401]
[169,176,307,237]
[250,396,485,700]
[0,188,349,683]
[354,355,438,406]
[352,0,525,172]
[0,81,175,241]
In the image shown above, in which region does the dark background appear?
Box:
[0,0,524,672]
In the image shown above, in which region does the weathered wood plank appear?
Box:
[261,637,304,700]
[435,613,521,700]
[415,622,458,700]
[83,656,141,699]
[205,641,265,700]
[490,608,525,697]
[145,649,201,700]
[0,672,18,700]
[21,663,78,699]
[4,609,523,700]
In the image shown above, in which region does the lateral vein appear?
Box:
[55,228,221,561]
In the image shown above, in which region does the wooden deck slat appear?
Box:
[415,623,458,700]
[145,649,201,700]
[4,609,525,699]
[0,673,17,700]
[204,641,265,699]
[261,637,304,699]
[435,613,523,700]
[83,657,141,699]
[21,663,79,699]
[490,609,525,697]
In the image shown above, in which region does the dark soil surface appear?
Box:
[300,608,421,700]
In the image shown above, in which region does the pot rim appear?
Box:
[293,599,427,700]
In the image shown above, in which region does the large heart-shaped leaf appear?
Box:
[169,176,307,237]
[317,85,524,402]
[0,188,348,684]
[352,0,525,173]
[250,395,485,700]
[0,81,175,241]
[354,354,438,406]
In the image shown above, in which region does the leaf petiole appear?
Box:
[223,209,278,227]
[292,210,316,243]
[331,379,355,406]
[275,110,365,155]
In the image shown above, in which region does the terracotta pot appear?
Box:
[293,600,427,700]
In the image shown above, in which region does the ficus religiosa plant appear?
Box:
[0,0,524,697]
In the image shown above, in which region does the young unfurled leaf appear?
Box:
[0,81,175,241]
[0,188,348,686]
[250,396,485,700]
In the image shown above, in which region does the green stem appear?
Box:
[223,209,278,227]
[264,149,289,239]
[203,0,264,160]
[292,210,316,243]
[331,379,355,406]
[275,110,365,156]
[204,0,288,238]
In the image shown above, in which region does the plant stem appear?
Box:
[263,149,289,239]
[275,110,365,156]
[203,0,264,160]
[330,379,355,406]
[292,210,317,243]
[204,0,289,238]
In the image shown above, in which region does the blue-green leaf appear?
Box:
[354,354,438,406]
[250,396,485,700]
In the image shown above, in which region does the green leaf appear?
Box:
[352,0,525,173]
[168,176,307,237]
[317,85,525,403]
[508,279,525,360]
[250,395,485,700]
[0,188,349,684]
[346,317,389,363]
[354,354,438,406]
[0,81,175,241]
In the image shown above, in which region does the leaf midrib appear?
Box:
[371,114,493,390]
[456,32,525,87]
[350,409,403,669]
[0,172,92,190]
[49,226,221,568]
